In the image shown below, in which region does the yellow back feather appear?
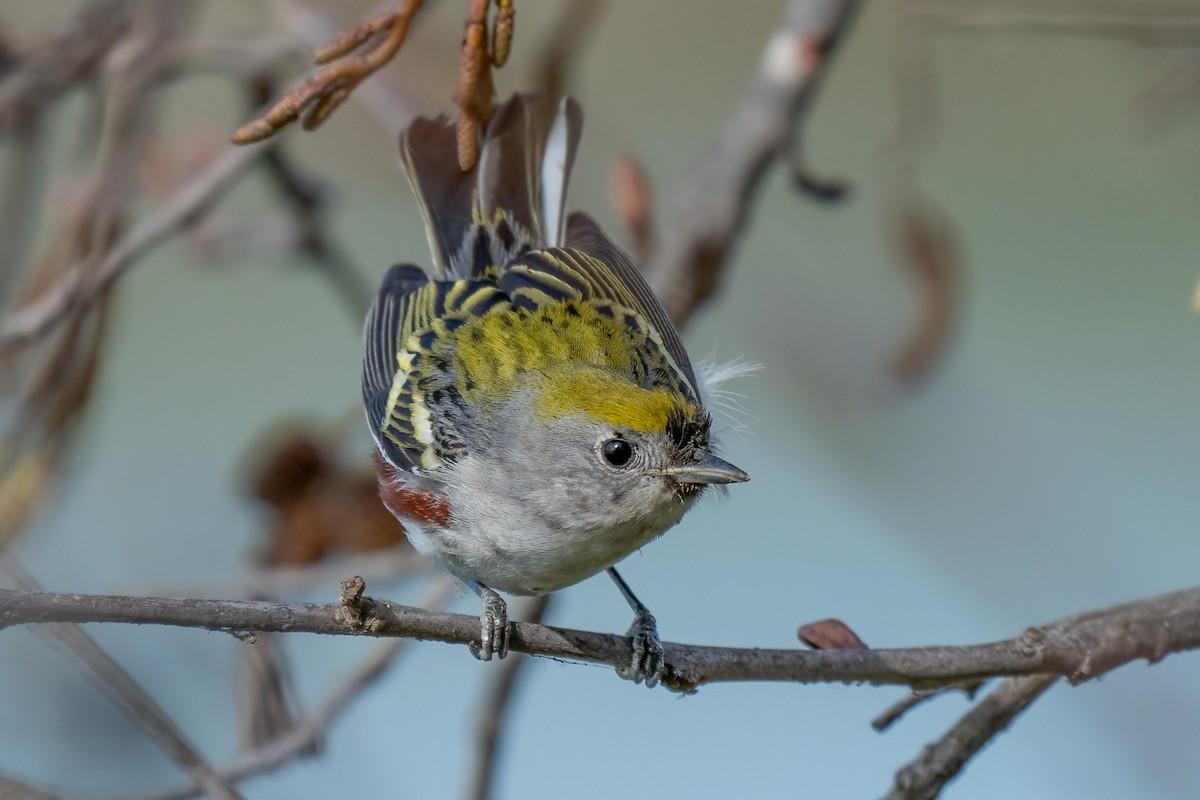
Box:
[446,300,697,434]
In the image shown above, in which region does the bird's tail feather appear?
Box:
[399,95,582,280]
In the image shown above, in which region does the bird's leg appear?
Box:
[607,567,664,688]
[465,580,509,661]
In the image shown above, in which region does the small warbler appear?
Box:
[362,95,748,686]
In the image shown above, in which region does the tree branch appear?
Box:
[2,582,1197,695]
[885,673,1057,800]
[644,0,862,327]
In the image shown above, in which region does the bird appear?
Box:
[361,94,748,687]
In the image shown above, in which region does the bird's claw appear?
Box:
[469,588,510,662]
[617,608,664,688]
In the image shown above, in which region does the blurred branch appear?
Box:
[0,115,48,308]
[2,581,1198,696]
[0,138,275,353]
[0,557,243,800]
[0,0,132,130]
[644,0,862,328]
[139,577,459,800]
[466,595,552,800]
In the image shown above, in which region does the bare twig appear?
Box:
[2,583,1198,695]
[644,0,863,328]
[884,675,1058,800]
[0,557,243,800]
[871,682,983,732]
[139,577,459,800]
[466,595,552,800]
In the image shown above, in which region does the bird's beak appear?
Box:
[657,453,750,485]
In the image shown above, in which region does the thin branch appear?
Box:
[884,675,1058,800]
[466,595,552,800]
[138,577,459,800]
[2,583,1198,695]
[0,558,243,800]
[871,681,983,732]
[644,0,862,328]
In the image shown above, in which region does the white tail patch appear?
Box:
[541,99,573,247]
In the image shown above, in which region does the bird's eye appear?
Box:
[601,438,634,468]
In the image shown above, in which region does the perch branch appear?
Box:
[1,582,1198,695]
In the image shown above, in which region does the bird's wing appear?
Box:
[362,264,511,471]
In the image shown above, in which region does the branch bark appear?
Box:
[2,582,1197,695]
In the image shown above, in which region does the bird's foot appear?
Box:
[469,587,510,662]
[617,607,664,688]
